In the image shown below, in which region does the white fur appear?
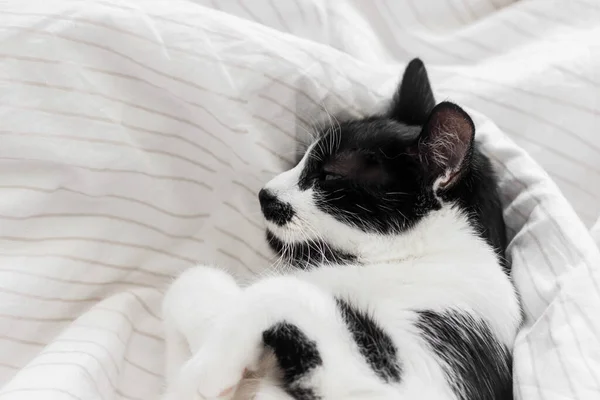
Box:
[162,267,242,392]
[161,148,520,400]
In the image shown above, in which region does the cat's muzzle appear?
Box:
[258,189,294,226]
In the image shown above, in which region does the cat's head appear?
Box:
[259,59,506,269]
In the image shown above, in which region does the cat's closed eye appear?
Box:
[322,172,343,181]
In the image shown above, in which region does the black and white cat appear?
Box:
[161,59,521,400]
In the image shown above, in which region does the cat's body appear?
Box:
[162,59,520,400]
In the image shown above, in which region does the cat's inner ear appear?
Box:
[323,150,390,186]
[417,101,475,190]
[389,58,436,126]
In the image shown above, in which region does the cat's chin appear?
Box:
[264,220,305,244]
[265,228,357,269]
[264,226,301,251]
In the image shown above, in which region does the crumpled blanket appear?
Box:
[0,1,598,399]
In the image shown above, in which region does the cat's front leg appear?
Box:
[162,265,242,394]
[174,275,346,399]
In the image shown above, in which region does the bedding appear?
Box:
[0,0,598,399]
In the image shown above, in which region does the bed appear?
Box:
[0,0,598,399]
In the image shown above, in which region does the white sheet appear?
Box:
[0,1,598,399]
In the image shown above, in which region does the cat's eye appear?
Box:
[322,172,343,181]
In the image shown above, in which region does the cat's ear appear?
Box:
[416,101,475,190]
[389,58,436,126]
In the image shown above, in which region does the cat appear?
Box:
[161,58,521,400]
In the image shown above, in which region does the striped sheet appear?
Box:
[0,1,598,399]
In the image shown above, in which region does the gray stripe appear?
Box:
[214,226,272,262]
[0,212,205,244]
[0,156,212,191]
[445,89,600,154]
[0,268,151,288]
[0,127,217,175]
[497,126,600,178]
[0,287,101,303]
[21,363,106,400]
[0,236,197,264]
[0,252,171,278]
[493,155,600,396]
[217,248,257,274]
[0,185,209,219]
[223,201,263,230]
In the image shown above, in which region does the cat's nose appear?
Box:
[258,189,294,226]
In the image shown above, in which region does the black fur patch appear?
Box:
[263,322,322,400]
[301,118,434,235]
[416,310,513,400]
[443,144,509,272]
[336,298,402,383]
[266,229,356,269]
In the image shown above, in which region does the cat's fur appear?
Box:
[162,59,520,400]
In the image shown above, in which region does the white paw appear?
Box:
[169,362,238,400]
[163,265,241,352]
[173,319,265,400]
[180,344,252,399]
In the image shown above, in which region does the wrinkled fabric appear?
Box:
[0,1,598,400]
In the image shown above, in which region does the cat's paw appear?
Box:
[174,309,265,399]
[178,342,254,400]
[168,356,244,400]
[163,265,241,352]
